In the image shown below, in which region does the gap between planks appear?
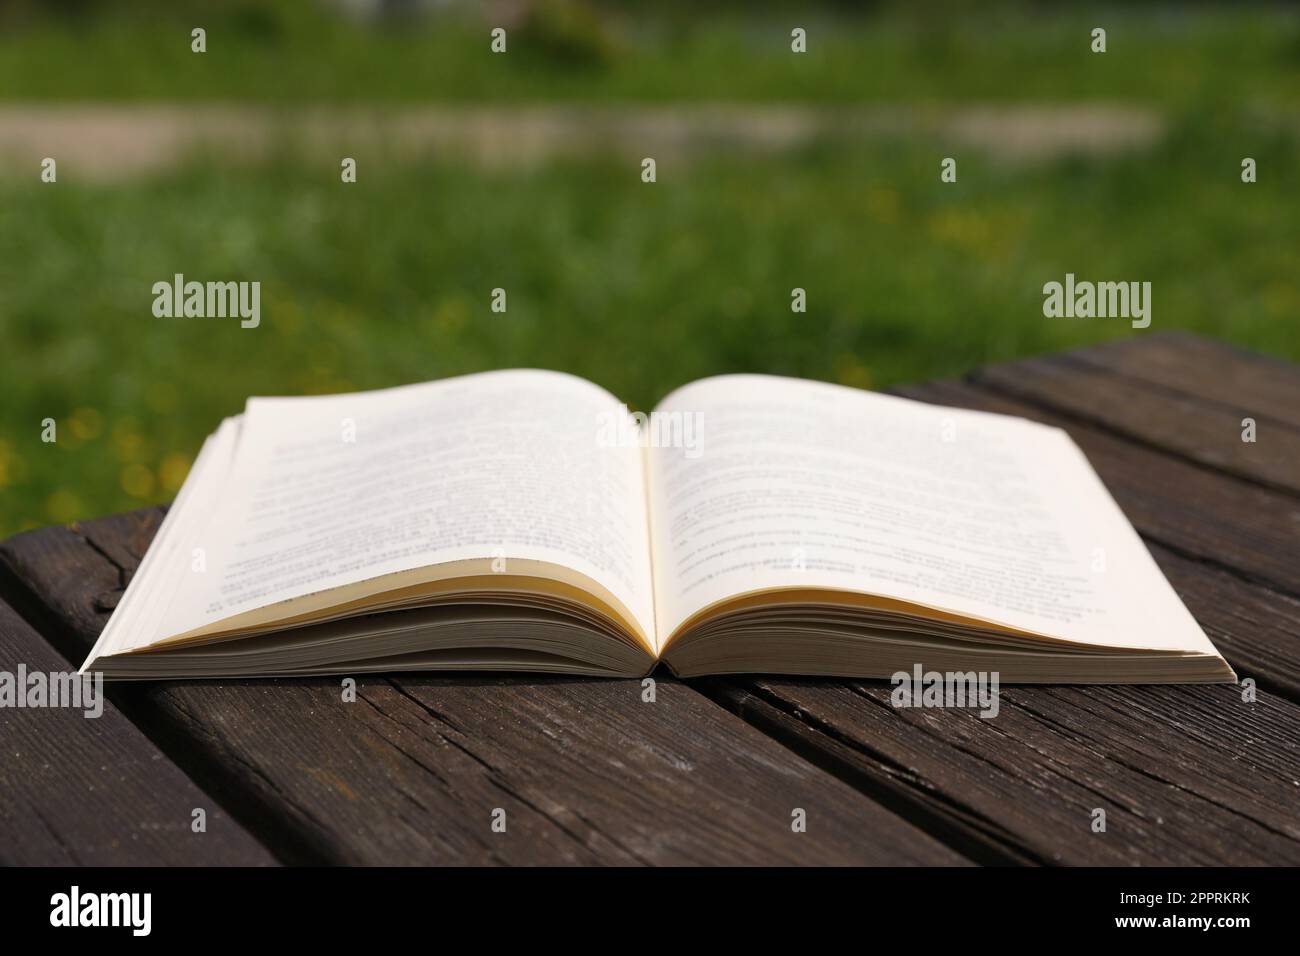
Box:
[699,336,1300,865]
[0,518,967,866]
[2,333,1294,866]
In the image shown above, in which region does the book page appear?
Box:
[122,370,655,651]
[647,374,1217,655]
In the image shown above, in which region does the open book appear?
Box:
[81,370,1234,683]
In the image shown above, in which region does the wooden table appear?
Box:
[2,332,1297,866]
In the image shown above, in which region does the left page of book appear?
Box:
[87,369,657,659]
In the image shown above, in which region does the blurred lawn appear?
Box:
[0,2,1298,535]
[0,1,1297,109]
[4,119,1297,535]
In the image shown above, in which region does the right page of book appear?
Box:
[645,373,1218,656]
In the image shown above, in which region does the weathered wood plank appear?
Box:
[0,599,276,866]
[1144,543,1300,699]
[1071,332,1300,430]
[710,535,1300,865]
[6,334,1292,867]
[704,677,1300,866]
[0,512,965,866]
[972,346,1300,495]
[699,353,1300,866]
[708,523,1300,866]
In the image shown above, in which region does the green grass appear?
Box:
[0,1,1298,109]
[1,2,1298,534]
[2,116,1297,536]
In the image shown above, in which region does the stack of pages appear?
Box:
[81,370,1233,683]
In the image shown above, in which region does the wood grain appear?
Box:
[702,677,1300,866]
[0,599,275,866]
[1070,332,1300,430]
[3,332,1295,866]
[700,336,1300,865]
[0,513,963,866]
[972,346,1300,495]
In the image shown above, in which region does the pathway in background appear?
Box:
[0,104,1165,178]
